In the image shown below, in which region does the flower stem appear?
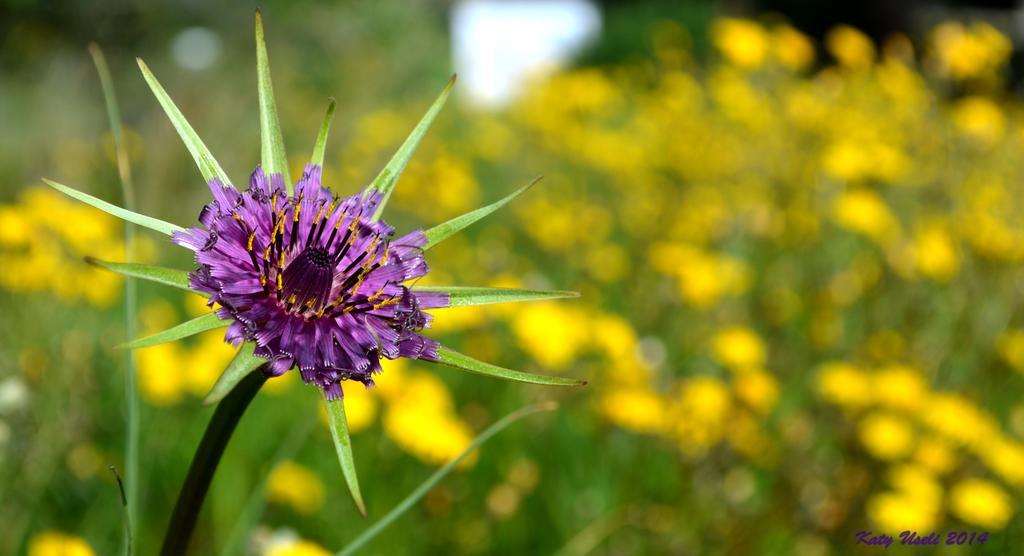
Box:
[160,369,267,556]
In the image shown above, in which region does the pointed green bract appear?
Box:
[414,286,579,307]
[434,346,586,386]
[255,10,291,192]
[366,76,456,222]
[324,395,367,516]
[43,179,184,236]
[137,58,233,187]
[336,402,558,556]
[311,98,337,168]
[422,176,540,250]
[86,258,195,293]
[203,343,266,406]
[118,312,226,350]
[45,177,180,236]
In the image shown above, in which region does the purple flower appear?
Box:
[173,165,450,399]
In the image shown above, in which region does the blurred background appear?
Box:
[4,0,1024,554]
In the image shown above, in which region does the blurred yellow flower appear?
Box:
[817,361,871,409]
[136,343,187,406]
[913,439,957,475]
[952,96,1005,145]
[512,303,589,369]
[832,189,899,244]
[772,24,814,71]
[929,21,1011,81]
[867,491,939,532]
[859,412,915,460]
[826,25,875,68]
[266,460,326,515]
[712,19,769,69]
[873,364,928,412]
[949,478,1013,529]
[997,328,1024,372]
[732,368,779,415]
[266,540,331,556]
[712,326,766,370]
[600,386,666,434]
[914,223,960,281]
[28,532,94,556]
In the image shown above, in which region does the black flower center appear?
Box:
[280,246,335,314]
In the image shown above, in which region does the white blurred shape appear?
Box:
[0,377,27,415]
[171,27,222,71]
[452,0,601,107]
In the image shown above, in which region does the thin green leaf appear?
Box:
[336,402,558,556]
[255,9,290,192]
[86,258,195,293]
[434,346,586,387]
[43,179,184,236]
[414,286,579,307]
[422,176,540,250]
[366,76,456,222]
[311,98,337,168]
[324,395,367,516]
[137,58,232,187]
[203,343,266,406]
[118,312,225,350]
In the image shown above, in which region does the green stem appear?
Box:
[89,43,139,556]
[160,370,267,556]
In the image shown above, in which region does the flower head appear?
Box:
[173,165,447,399]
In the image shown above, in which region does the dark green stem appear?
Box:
[160,369,266,556]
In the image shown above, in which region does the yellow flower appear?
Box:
[711,326,766,370]
[872,364,928,412]
[832,189,899,244]
[826,25,875,68]
[913,439,957,474]
[772,24,814,71]
[266,460,326,515]
[867,491,938,532]
[711,18,769,69]
[135,343,186,406]
[817,361,871,409]
[949,478,1013,529]
[979,439,1024,487]
[859,412,915,460]
[380,370,475,466]
[600,386,666,434]
[732,369,778,414]
[997,329,1024,372]
[952,96,1005,145]
[914,223,960,281]
[266,540,331,556]
[930,21,1011,80]
[28,531,95,556]
[511,303,589,370]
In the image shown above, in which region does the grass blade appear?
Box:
[311,98,337,167]
[324,394,367,517]
[137,58,233,187]
[85,258,194,293]
[118,312,226,350]
[433,346,586,386]
[202,343,266,406]
[422,176,540,250]
[90,43,139,556]
[43,179,184,236]
[366,76,456,222]
[414,286,579,307]
[336,402,558,556]
[255,9,290,192]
